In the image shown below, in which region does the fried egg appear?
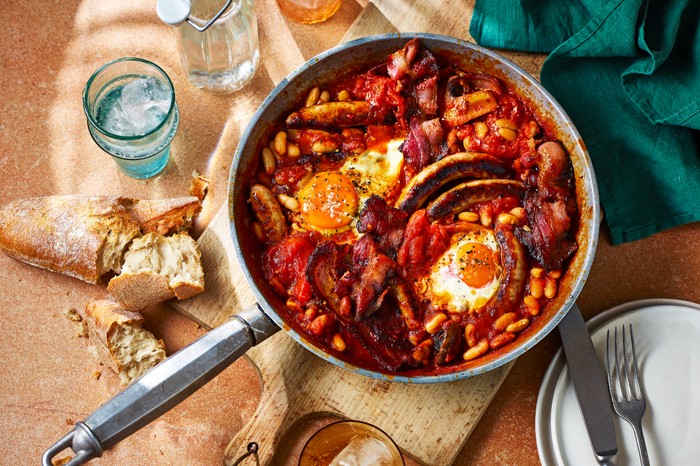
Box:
[423,229,502,314]
[294,138,404,236]
[339,138,404,208]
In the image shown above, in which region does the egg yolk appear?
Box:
[297,172,359,229]
[455,242,499,288]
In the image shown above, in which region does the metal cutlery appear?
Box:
[606,324,650,466]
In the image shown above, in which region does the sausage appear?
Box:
[536,141,573,201]
[484,223,527,319]
[286,101,378,129]
[426,179,525,221]
[249,184,287,245]
[394,152,512,214]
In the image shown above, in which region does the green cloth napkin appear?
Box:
[470,0,700,244]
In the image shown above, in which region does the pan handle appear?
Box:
[42,304,279,466]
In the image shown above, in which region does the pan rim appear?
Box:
[228,32,601,383]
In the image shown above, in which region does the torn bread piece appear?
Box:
[85,298,166,385]
[107,232,205,311]
[189,170,209,201]
[127,196,201,236]
[0,195,203,284]
[0,195,141,283]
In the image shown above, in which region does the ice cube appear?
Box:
[329,435,396,466]
[102,98,137,136]
[120,76,172,135]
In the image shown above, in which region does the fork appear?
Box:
[606,325,650,466]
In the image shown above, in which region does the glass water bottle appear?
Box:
[158,0,260,94]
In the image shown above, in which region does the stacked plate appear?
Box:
[537,299,700,465]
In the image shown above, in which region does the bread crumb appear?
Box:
[92,370,102,380]
[190,170,209,201]
[86,345,102,363]
[52,455,73,465]
[63,308,82,322]
[63,308,88,337]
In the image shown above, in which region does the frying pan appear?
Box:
[42,33,600,465]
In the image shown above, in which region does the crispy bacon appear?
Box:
[401,118,447,171]
[350,236,396,320]
[415,75,438,116]
[356,195,408,257]
[387,38,438,82]
[516,194,577,270]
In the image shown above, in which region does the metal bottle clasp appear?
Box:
[157,0,235,32]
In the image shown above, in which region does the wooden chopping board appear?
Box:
[172,1,546,464]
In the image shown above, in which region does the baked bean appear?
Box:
[274,131,287,155]
[337,90,351,101]
[463,339,488,361]
[530,277,545,299]
[524,295,541,316]
[474,121,488,138]
[318,90,330,104]
[262,147,276,175]
[425,313,448,334]
[494,312,517,332]
[308,314,332,335]
[545,277,557,299]
[506,318,530,333]
[332,333,347,352]
[490,331,516,349]
[510,207,526,220]
[495,118,519,131]
[498,127,518,141]
[480,210,492,227]
[497,212,518,225]
[305,87,320,108]
[458,211,480,223]
[278,193,300,212]
[287,143,301,158]
[530,268,544,278]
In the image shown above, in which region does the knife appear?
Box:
[558,303,618,466]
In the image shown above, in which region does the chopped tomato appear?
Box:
[397,210,450,277]
[264,236,315,305]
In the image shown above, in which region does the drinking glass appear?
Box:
[299,420,404,466]
[277,0,342,24]
[83,58,180,178]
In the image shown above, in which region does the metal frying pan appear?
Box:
[42,33,600,465]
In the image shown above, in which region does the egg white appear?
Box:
[339,138,405,208]
[422,229,501,314]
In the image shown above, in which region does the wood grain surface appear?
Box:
[172,1,548,464]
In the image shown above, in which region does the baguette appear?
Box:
[84,298,166,385]
[0,195,202,283]
[108,232,205,311]
[0,195,141,283]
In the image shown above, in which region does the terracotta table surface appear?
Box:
[2,1,700,466]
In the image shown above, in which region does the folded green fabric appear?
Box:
[470,0,700,244]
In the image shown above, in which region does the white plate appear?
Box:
[536,299,700,466]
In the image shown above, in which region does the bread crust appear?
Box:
[107,233,205,311]
[127,196,201,236]
[0,195,141,283]
[108,272,176,311]
[85,298,167,385]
